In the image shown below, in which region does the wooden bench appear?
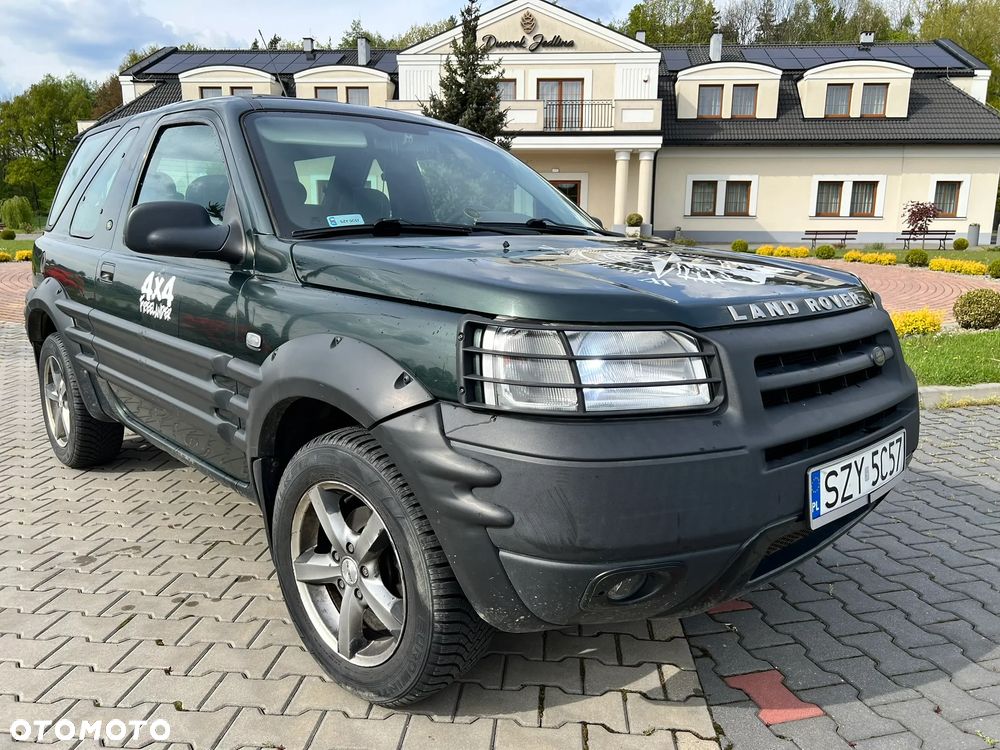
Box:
[801,229,859,250]
[895,229,956,250]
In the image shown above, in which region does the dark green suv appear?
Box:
[25,96,919,705]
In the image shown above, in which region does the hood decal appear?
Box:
[526,247,844,289]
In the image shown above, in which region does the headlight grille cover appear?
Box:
[460,321,724,415]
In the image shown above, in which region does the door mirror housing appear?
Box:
[589,214,605,229]
[124,201,244,264]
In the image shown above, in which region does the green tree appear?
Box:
[618,0,719,44]
[119,44,161,72]
[0,75,94,209]
[921,0,1000,105]
[337,20,390,48]
[421,1,509,147]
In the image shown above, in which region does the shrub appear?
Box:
[989,259,1000,279]
[815,245,836,259]
[0,252,12,263]
[0,196,33,232]
[0,228,14,240]
[953,288,1000,329]
[772,246,792,257]
[672,236,697,246]
[14,250,32,262]
[890,309,944,337]
[844,250,864,262]
[905,249,929,267]
[789,246,810,258]
[626,212,643,227]
[988,246,1000,252]
[864,242,887,252]
[928,258,988,275]
[731,239,749,253]
[845,251,896,265]
[953,237,970,251]
[756,245,775,256]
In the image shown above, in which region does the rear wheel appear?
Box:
[38,333,123,468]
[272,427,493,705]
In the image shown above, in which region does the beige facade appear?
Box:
[177,66,282,99]
[655,146,1000,242]
[293,66,395,106]
[675,63,782,119]
[797,61,913,119]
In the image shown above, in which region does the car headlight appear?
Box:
[464,324,720,414]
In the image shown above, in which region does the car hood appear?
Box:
[290,234,872,327]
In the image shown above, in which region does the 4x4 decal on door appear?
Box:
[139,271,176,321]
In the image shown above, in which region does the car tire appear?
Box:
[272,426,493,706]
[38,333,124,468]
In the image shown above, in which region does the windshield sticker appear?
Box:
[326,214,365,227]
[139,271,175,321]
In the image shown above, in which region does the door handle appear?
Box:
[99,262,115,283]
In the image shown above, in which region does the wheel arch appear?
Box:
[245,333,436,534]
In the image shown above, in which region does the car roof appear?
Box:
[90,95,475,140]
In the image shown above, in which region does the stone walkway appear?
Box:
[802,258,1000,324]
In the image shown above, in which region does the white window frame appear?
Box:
[684,175,759,217]
[927,174,971,219]
[809,175,887,218]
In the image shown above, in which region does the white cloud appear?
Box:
[0,0,638,96]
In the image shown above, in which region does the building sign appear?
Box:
[482,13,575,52]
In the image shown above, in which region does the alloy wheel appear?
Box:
[289,480,406,667]
[42,356,70,448]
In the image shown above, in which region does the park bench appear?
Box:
[801,229,858,250]
[895,229,956,250]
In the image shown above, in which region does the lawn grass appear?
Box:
[826,247,998,265]
[0,239,33,254]
[901,330,1000,386]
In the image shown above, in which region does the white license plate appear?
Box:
[808,430,907,529]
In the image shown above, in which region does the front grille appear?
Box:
[755,333,891,409]
[763,529,811,557]
[764,403,903,465]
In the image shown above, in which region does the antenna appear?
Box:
[258,29,289,97]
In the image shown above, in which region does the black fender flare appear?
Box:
[245,333,436,462]
[24,277,116,422]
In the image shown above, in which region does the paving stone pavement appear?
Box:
[0,321,716,748]
[688,405,1000,749]
[3,309,1000,749]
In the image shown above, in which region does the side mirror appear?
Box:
[589,214,605,229]
[124,201,244,264]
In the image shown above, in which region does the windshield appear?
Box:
[243,111,600,237]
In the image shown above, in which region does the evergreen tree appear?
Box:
[421,1,510,148]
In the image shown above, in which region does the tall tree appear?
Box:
[619,0,719,44]
[0,75,94,208]
[91,74,123,119]
[421,1,509,147]
[921,0,1000,104]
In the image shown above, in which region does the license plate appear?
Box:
[808,430,906,529]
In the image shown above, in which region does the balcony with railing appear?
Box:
[384,97,662,134]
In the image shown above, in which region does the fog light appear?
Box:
[606,573,647,602]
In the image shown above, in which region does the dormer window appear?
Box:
[199,86,222,99]
[860,83,888,117]
[697,85,722,118]
[824,84,852,117]
[731,85,758,118]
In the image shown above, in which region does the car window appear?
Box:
[48,127,118,227]
[244,112,597,236]
[69,128,138,240]
[136,124,231,224]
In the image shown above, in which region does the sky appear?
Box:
[0,0,635,98]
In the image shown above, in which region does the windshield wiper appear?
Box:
[291,218,478,240]
[475,218,603,236]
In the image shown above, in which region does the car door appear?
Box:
[91,113,252,481]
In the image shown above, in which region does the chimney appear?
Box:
[635,30,646,42]
[357,36,370,66]
[859,31,875,49]
[709,32,723,62]
[302,36,315,61]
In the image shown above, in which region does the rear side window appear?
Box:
[47,127,117,227]
[135,124,231,224]
[69,129,138,239]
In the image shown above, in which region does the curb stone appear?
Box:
[919,383,1000,408]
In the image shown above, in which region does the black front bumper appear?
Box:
[373,306,919,632]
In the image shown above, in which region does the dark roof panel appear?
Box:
[662,76,1000,144]
[93,80,183,126]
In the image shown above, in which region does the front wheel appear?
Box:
[272,427,493,706]
[37,333,123,468]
